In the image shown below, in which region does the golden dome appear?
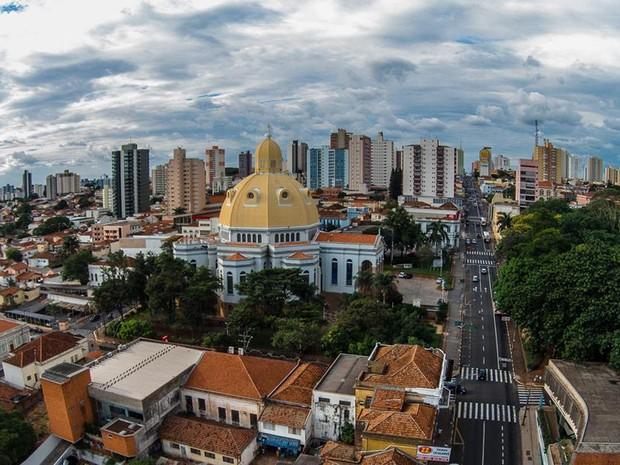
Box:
[219,136,319,229]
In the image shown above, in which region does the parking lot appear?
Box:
[395,273,444,308]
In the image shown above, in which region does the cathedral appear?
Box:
[174,134,384,310]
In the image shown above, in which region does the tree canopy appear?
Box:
[33,216,71,235]
[0,409,37,465]
[62,249,96,284]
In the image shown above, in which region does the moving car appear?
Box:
[473,275,479,282]
[478,368,487,381]
[398,271,412,279]
[481,267,488,274]
[472,239,477,245]
[466,239,471,245]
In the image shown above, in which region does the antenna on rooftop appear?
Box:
[534,120,540,147]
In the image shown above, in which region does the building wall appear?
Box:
[259,418,309,447]
[312,391,355,442]
[402,140,455,199]
[181,388,262,429]
[361,436,421,456]
[205,146,226,193]
[162,438,257,465]
[112,144,150,219]
[101,431,138,457]
[319,244,383,294]
[348,135,371,192]
[516,159,538,208]
[370,132,394,189]
[0,325,30,360]
[166,147,207,214]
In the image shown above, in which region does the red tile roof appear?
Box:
[260,404,309,429]
[270,362,327,406]
[315,232,378,245]
[4,332,83,368]
[287,252,315,260]
[370,388,406,411]
[184,351,296,400]
[0,287,20,297]
[160,415,255,458]
[223,253,250,261]
[0,318,21,334]
[358,402,436,441]
[362,448,419,465]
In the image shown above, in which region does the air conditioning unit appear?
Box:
[228,346,235,354]
[238,348,244,356]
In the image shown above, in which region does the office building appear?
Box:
[402,139,455,199]
[205,146,226,193]
[348,134,371,192]
[22,170,32,199]
[330,128,351,150]
[370,132,394,189]
[479,147,492,177]
[456,148,465,176]
[287,140,309,185]
[111,143,150,219]
[585,156,604,182]
[516,159,538,208]
[238,151,253,179]
[166,147,206,214]
[152,164,167,196]
[493,154,511,172]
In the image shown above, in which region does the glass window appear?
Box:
[170,443,180,450]
[288,427,301,435]
[286,233,290,242]
[275,234,279,243]
[258,234,262,243]
[190,448,201,455]
[204,452,215,459]
[223,457,234,464]
[239,272,246,285]
[252,234,257,242]
[296,232,300,241]
[250,414,257,427]
[218,407,226,421]
[231,410,240,424]
[263,422,275,431]
[198,398,206,411]
[237,233,241,241]
[227,273,233,295]
[318,397,330,403]
[346,259,353,286]
[331,259,338,285]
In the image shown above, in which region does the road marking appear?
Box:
[481,421,486,465]
[482,356,485,365]
[457,402,517,423]
[482,334,485,340]
[474,402,479,419]
[457,401,462,418]
[518,385,546,405]
[482,345,485,352]
[512,406,517,421]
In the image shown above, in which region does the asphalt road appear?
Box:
[454,177,520,465]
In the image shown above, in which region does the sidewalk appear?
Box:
[520,406,542,465]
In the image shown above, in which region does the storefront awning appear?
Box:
[259,433,300,453]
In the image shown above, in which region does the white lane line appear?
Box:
[491,404,495,421]
[457,401,462,418]
[482,356,485,365]
[512,406,517,422]
[474,402,479,419]
[481,421,486,465]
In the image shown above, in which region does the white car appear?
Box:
[481,267,488,274]
[473,275,479,282]
[436,277,443,285]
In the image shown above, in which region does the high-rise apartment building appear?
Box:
[516,159,538,208]
[479,147,492,177]
[102,184,113,210]
[493,154,511,172]
[330,128,351,150]
[22,170,32,199]
[585,156,604,182]
[166,147,206,215]
[45,170,80,199]
[348,134,371,192]
[370,132,394,189]
[456,148,465,176]
[152,165,167,196]
[394,149,404,171]
[111,143,150,219]
[33,184,45,197]
[402,139,455,199]
[568,154,584,180]
[308,147,328,190]
[533,139,567,184]
[238,151,253,178]
[287,140,309,185]
[605,166,620,186]
[205,146,226,193]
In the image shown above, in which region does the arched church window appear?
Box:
[331,258,338,285]
[346,259,353,286]
[226,272,234,295]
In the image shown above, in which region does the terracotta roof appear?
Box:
[184,351,296,400]
[403,201,431,208]
[315,232,378,245]
[160,415,255,458]
[16,271,41,282]
[8,263,27,272]
[0,318,21,334]
[4,332,83,368]
[270,362,327,406]
[573,453,620,465]
[359,344,443,390]
[438,202,458,210]
[0,287,20,297]
[371,388,406,411]
[31,252,56,260]
[272,241,311,248]
[287,252,315,260]
[538,180,554,188]
[260,403,309,429]
[358,403,436,441]
[320,441,360,465]
[361,448,419,465]
[223,253,250,261]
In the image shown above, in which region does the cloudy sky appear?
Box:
[1,0,620,185]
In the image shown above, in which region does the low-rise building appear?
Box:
[488,193,520,240]
[0,287,24,308]
[118,233,180,258]
[399,201,461,249]
[313,353,367,442]
[0,318,30,361]
[92,220,143,243]
[3,331,90,389]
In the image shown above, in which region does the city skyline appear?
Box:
[2,0,620,184]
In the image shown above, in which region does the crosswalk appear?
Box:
[467,250,495,256]
[466,259,495,266]
[460,367,513,384]
[457,402,518,423]
[518,385,546,405]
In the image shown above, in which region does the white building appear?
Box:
[402,139,455,200]
[312,353,367,441]
[400,200,461,249]
[370,132,394,189]
[0,318,30,361]
[493,154,511,172]
[118,233,179,258]
[173,135,384,312]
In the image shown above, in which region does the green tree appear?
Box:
[496,212,513,232]
[145,253,191,322]
[93,278,128,319]
[388,168,403,200]
[179,267,221,326]
[339,422,355,445]
[62,249,95,284]
[4,248,22,262]
[53,199,68,210]
[78,195,93,209]
[373,271,396,304]
[33,216,71,235]
[355,268,374,296]
[117,319,154,341]
[0,409,37,465]
[426,221,449,254]
[272,318,321,356]
[384,206,422,256]
[61,235,80,257]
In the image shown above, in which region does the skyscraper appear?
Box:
[370,131,394,189]
[402,139,455,199]
[287,140,309,185]
[330,128,351,150]
[479,147,492,177]
[45,175,57,199]
[166,147,206,215]
[348,134,371,192]
[22,170,32,199]
[532,139,567,184]
[585,156,604,182]
[516,159,538,208]
[238,151,253,178]
[568,154,583,180]
[44,170,80,199]
[152,165,167,196]
[111,143,150,219]
[456,148,465,176]
[205,146,226,193]
[605,166,620,186]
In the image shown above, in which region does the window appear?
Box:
[190,448,201,455]
[128,410,143,420]
[242,233,246,242]
[27,375,31,381]
[218,407,227,421]
[204,452,215,459]
[250,414,257,427]
[331,258,338,285]
[339,400,351,406]
[252,234,257,242]
[231,410,240,425]
[185,395,193,412]
[240,272,247,285]
[302,270,309,283]
[198,398,206,411]
[223,457,234,464]
[227,272,233,295]
[258,234,262,243]
[344,409,350,421]
[237,233,241,241]
[110,405,125,417]
[296,232,300,241]
[318,397,330,403]
[346,259,353,286]
[286,233,290,242]
[170,443,180,450]
[288,427,301,435]
[263,422,275,431]
[275,234,279,243]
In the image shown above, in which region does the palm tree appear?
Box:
[373,272,395,304]
[426,221,449,255]
[496,212,513,232]
[355,269,374,296]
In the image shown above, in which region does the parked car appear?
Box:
[472,239,477,245]
[481,268,488,274]
[478,368,487,381]
[436,277,444,285]
[473,275,479,282]
[398,272,412,279]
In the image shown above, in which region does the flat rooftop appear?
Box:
[315,353,367,395]
[550,360,620,449]
[89,340,203,402]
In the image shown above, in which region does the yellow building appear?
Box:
[0,287,24,308]
[479,147,492,177]
[533,139,567,184]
